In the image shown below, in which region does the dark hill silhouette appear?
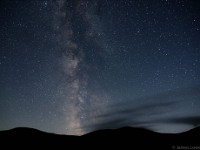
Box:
[0,127,200,149]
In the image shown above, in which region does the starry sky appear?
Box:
[0,0,200,135]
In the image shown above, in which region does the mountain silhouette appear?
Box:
[0,127,200,149]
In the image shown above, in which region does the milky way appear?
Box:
[53,0,111,134]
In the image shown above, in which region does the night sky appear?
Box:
[0,0,200,135]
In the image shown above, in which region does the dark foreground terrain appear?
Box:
[0,127,200,149]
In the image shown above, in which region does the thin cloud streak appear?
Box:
[82,85,200,132]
